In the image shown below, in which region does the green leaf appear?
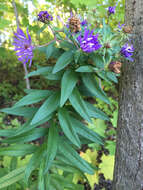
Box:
[3,128,48,143]
[58,108,81,148]
[60,41,76,50]
[52,51,74,73]
[0,167,25,189]
[31,91,60,125]
[85,102,109,121]
[46,42,55,60]
[15,114,52,136]
[58,140,94,174]
[38,161,45,190]
[0,144,37,156]
[44,70,63,81]
[106,72,118,83]
[69,88,92,123]
[76,66,94,72]
[0,129,16,137]
[90,54,104,68]
[82,73,110,104]
[60,70,78,107]
[44,122,59,173]
[74,50,81,63]
[25,66,53,78]
[70,117,103,145]
[14,90,52,107]
[25,144,45,182]
[0,107,38,118]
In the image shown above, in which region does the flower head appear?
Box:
[68,16,81,33]
[81,20,87,26]
[108,6,116,14]
[120,43,134,61]
[77,28,102,53]
[118,22,125,31]
[13,28,34,67]
[38,11,53,24]
[108,61,122,74]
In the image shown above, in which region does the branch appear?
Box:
[12,0,31,89]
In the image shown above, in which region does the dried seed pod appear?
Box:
[69,16,81,33]
[108,61,122,74]
[123,25,133,33]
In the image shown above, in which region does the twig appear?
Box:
[12,0,31,89]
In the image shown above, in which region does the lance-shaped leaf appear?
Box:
[58,108,81,148]
[25,144,45,182]
[46,42,55,60]
[31,91,60,125]
[58,140,94,174]
[82,73,110,104]
[76,66,94,72]
[106,71,118,83]
[52,50,74,73]
[0,107,38,118]
[0,167,25,189]
[44,122,59,173]
[60,70,78,107]
[69,88,92,123]
[2,127,48,143]
[14,90,52,107]
[70,117,104,145]
[25,66,53,78]
[0,144,37,157]
[85,102,109,121]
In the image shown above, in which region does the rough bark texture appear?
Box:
[112,1,143,190]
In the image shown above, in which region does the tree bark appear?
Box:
[112,1,143,190]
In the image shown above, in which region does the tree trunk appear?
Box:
[112,1,143,190]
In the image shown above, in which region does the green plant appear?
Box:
[0,4,131,189]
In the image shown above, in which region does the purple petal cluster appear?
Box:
[118,22,125,31]
[81,20,87,26]
[108,6,116,14]
[77,28,102,53]
[38,11,53,24]
[13,28,34,67]
[120,43,134,61]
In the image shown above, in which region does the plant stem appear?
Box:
[12,0,31,89]
[23,64,30,89]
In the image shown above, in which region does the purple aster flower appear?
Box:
[13,28,34,67]
[108,6,116,14]
[81,20,87,26]
[38,11,53,24]
[77,28,102,53]
[118,22,125,31]
[120,43,134,61]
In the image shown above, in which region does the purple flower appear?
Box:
[118,22,125,31]
[81,20,87,26]
[108,6,116,14]
[38,11,53,23]
[13,28,34,67]
[120,43,134,61]
[77,28,102,53]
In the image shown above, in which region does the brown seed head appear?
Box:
[123,25,132,33]
[69,16,81,33]
[108,61,122,74]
